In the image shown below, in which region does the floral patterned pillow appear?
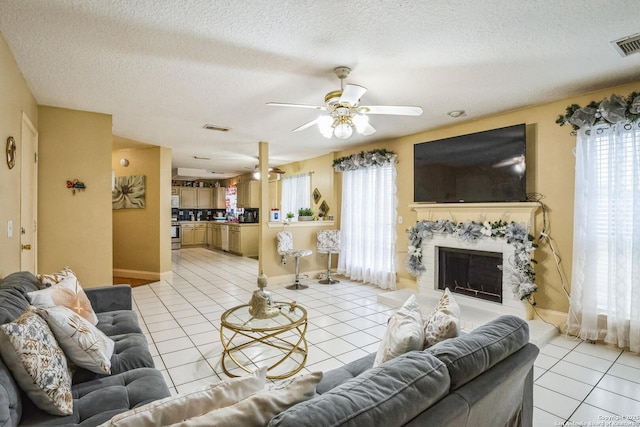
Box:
[37,305,114,375]
[28,273,98,325]
[37,266,75,289]
[423,288,461,349]
[0,307,73,416]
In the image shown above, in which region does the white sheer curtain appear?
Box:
[338,161,397,289]
[567,124,640,352]
[280,173,311,220]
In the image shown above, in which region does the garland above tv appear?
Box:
[556,91,640,132]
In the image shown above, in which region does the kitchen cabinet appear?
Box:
[171,186,180,195]
[193,223,207,244]
[181,224,194,245]
[181,222,207,246]
[179,187,213,208]
[236,180,259,208]
[228,224,258,257]
[210,223,222,248]
[213,187,226,209]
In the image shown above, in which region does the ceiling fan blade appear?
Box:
[362,123,376,136]
[266,102,327,111]
[359,105,423,116]
[292,118,319,132]
[339,84,367,106]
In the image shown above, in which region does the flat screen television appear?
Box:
[414,124,527,203]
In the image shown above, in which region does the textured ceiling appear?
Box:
[1,0,639,177]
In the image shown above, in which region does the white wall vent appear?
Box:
[612,33,640,57]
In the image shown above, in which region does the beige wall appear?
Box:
[0,33,38,277]
[38,106,113,286]
[112,143,172,278]
[330,80,640,314]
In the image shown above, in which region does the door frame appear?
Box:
[20,112,38,273]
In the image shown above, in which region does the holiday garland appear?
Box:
[333,149,395,172]
[556,91,640,132]
[406,219,538,303]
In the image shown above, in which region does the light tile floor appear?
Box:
[132,247,640,426]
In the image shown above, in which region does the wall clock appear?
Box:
[6,136,16,169]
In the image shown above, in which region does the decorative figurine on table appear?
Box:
[248,271,279,319]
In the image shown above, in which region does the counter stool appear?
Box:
[277,231,312,290]
[317,230,340,284]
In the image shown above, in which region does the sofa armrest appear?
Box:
[85,285,132,312]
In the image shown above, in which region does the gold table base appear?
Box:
[220,303,308,380]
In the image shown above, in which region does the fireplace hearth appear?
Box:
[438,247,503,303]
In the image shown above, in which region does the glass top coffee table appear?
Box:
[219,302,308,379]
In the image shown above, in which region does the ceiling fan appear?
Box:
[267,66,423,140]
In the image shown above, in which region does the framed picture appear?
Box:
[112,175,146,209]
[313,188,322,204]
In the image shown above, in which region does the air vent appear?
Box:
[202,124,231,132]
[612,33,640,57]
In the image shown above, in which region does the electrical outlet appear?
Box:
[398,216,403,224]
[7,220,13,237]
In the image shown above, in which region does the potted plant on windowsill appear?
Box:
[298,207,314,221]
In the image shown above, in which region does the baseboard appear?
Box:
[112,269,171,281]
[532,308,568,331]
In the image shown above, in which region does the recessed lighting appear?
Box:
[447,110,466,118]
[202,124,231,132]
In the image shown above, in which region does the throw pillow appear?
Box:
[168,371,322,427]
[37,266,75,289]
[423,288,461,349]
[100,367,268,427]
[37,305,115,375]
[0,307,73,416]
[28,273,98,325]
[373,294,425,367]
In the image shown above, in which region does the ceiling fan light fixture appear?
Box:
[334,122,353,139]
[317,115,334,138]
[352,114,369,134]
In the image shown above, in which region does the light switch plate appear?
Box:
[7,220,13,237]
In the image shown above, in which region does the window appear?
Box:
[280,173,311,219]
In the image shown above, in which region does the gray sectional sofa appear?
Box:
[271,315,539,427]
[0,271,170,426]
[1,270,538,427]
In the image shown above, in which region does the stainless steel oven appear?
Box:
[171,221,181,249]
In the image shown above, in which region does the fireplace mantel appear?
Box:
[409,202,540,231]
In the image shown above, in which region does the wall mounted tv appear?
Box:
[414,123,527,203]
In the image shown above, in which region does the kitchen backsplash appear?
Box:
[171,208,259,223]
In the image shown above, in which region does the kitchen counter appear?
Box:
[178,221,258,226]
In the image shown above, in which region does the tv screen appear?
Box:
[414,124,527,203]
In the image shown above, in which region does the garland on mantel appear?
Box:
[556,91,640,133]
[406,219,538,303]
[333,149,395,172]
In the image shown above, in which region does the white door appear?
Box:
[20,113,38,272]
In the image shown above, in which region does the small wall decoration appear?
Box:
[6,136,16,169]
[66,179,86,195]
[112,175,146,209]
[312,188,322,204]
[319,200,329,215]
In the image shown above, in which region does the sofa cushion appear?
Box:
[269,351,450,427]
[316,352,375,395]
[0,271,40,294]
[423,288,460,349]
[37,305,115,375]
[19,368,171,426]
[0,355,21,427]
[373,294,424,367]
[101,367,267,427]
[426,315,530,391]
[73,332,153,384]
[28,274,98,325]
[0,307,73,416]
[95,310,142,336]
[180,371,322,427]
[0,287,31,326]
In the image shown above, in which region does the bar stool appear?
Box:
[277,231,312,290]
[317,230,340,284]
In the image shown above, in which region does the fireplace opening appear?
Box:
[437,247,503,303]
